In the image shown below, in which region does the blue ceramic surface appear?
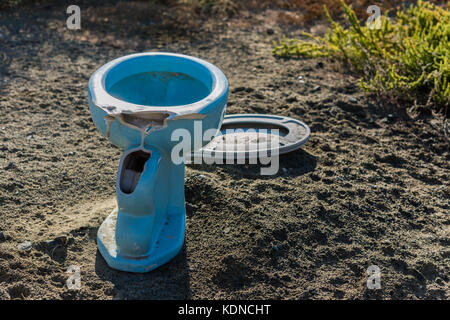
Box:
[89,52,228,272]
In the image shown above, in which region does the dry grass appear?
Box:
[0,0,26,9]
[246,0,446,25]
[2,0,446,26]
[158,0,447,26]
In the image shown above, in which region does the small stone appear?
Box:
[0,287,10,300]
[266,28,274,35]
[349,96,358,103]
[188,265,197,272]
[232,87,246,93]
[254,93,265,100]
[286,96,298,103]
[197,174,206,179]
[382,114,396,123]
[18,241,32,252]
[312,85,321,92]
[297,75,303,80]
[47,235,68,248]
[47,237,67,260]
[4,162,16,170]
[224,227,231,234]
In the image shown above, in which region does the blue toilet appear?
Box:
[88,52,228,272]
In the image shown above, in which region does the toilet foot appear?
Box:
[97,208,185,273]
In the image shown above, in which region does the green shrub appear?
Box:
[273,0,450,111]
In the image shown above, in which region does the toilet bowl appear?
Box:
[88,52,228,272]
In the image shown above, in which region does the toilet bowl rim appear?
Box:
[88,52,228,117]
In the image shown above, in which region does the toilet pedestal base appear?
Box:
[97,208,185,273]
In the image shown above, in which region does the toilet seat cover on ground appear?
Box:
[191,114,310,161]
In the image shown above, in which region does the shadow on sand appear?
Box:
[94,244,191,299]
[93,149,315,299]
[189,148,317,179]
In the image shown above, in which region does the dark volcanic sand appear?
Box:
[0,1,449,299]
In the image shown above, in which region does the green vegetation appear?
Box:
[273,0,450,111]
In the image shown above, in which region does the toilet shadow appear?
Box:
[279,148,317,177]
[189,148,317,179]
[94,244,191,299]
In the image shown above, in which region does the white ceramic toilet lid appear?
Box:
[189,114,310,161]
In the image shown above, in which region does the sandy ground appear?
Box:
[0,1,449,300]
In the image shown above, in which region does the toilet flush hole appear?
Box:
[120,150,151,194]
